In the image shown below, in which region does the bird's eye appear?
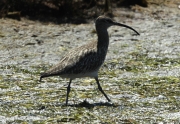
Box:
[105,19,112,23]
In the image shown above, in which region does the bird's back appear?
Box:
[40,40,107,79]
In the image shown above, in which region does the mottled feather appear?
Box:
[40,40,107,79]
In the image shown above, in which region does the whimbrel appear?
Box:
[40,16,140,105]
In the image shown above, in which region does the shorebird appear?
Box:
[40,16,140,105]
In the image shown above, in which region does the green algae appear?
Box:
[1,52,180,123]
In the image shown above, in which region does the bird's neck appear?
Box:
[96,28,109,51]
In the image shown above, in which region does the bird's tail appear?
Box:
[39,73,50,82]
[39,72,59,82]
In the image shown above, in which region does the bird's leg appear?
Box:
[95,77,111,102]
[66,79,72,105]
[39,76,42,82]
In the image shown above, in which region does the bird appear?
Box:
[40,16,140,105]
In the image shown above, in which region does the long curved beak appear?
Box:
[113,22,140,35]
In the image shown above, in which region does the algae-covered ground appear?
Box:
[0,1,180,123]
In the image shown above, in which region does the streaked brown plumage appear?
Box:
[40,16,140,105]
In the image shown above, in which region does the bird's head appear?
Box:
[95,16,115,28]
[95,16,140,35]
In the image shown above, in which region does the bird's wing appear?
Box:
[43,41,104,76]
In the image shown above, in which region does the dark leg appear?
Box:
[39,76,42,82]
[95,77,111,102]
[66,79,72,105]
